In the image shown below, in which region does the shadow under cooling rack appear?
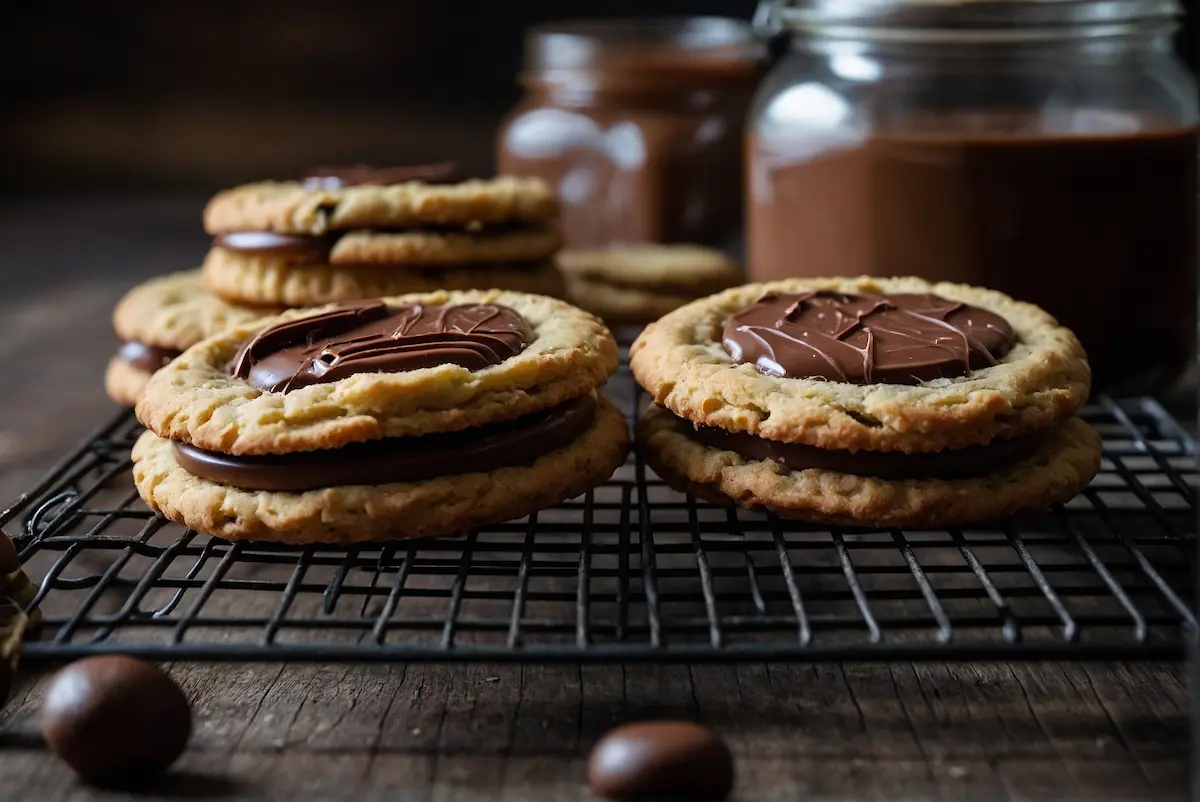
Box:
[2,360,1196,662]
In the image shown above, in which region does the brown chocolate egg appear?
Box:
[588,720,735,800]
[41,655,192,784]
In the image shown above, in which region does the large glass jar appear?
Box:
[747,0,1199,393]
[498,18,763,249]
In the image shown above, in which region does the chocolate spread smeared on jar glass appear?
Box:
[746,0,1199,392]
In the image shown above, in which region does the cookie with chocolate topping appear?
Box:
[630,276,1099,527]
[200,165,566,307]
[105,270,277,406]
[132,289,627,543]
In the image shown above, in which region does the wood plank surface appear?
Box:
[0,197,1192,800]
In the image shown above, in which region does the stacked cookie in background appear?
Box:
[104,166,567,407]
[201,164,565,309]
[105,271,276,406]
[132,290,629,543]
[559,244,743,328]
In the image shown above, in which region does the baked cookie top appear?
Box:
[629,276,1090,454]
[204,164,558,235]
[136,289,618,455]
[558,244,742,293]
[112,270,276,350]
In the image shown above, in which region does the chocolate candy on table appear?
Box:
[588,720,735,800]
[41,655,192,784]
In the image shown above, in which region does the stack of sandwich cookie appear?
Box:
[132,290,628,543]
[559,244,742,326]
[631,276,1100,527]
[202,163,565,308]
[106,270,276,406]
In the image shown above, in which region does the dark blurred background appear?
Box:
[5,0,1197,194]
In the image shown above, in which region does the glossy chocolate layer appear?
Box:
[213,231,335,258]
[677,413,1039,480]
[173,396,595,491]
[724,291,1013,385]
[118,341,180,373]
[232,301,528,393]
[302,162,465,190]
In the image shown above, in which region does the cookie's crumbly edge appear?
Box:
[136,288,617,455]
[639,404,1101,528]
[112,269,278,349]
[132,397,629,544]
[630,276,1092,453]
[330,225,561,265]
[203,249,565,307]
[558,244,743,291]
[204,177,559,235]
[104,356,152,407]
[563,275,703,325]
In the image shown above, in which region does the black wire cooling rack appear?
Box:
[2,353,1195,662]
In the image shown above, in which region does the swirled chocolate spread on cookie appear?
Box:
[233,300,528,392]
[302,161,465,190]
[724,291,1013,385]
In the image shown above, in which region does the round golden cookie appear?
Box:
[132,396,629,544]
[202,249,565,307]
[560,277,708,326]
[107,270,278,406]
[104,356,153,407]
[136,289,618,455]
[329,225,561,266]
[559,245,742,292]
[113,270,277,350]
[638,404,1100,528]
[204,176,558,235]
[559,245,742,324]
[630,276,1091,454]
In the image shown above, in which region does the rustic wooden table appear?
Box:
[0,198,1190,801]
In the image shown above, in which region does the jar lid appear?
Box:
[523,17,764,86]
[756,0,1184,39]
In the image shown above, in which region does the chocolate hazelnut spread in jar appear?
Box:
[498,18,764,248]
[747,0,1199,392]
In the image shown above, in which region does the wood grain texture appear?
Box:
[0,198,1192,800]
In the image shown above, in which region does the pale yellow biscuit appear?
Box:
[639,404,1101,528]
[203,249,565,307]
[113,269,278,350]
[558,245,742,292]
[104,356,152,407]
[204,177,558,235]
[136,289,618,455]
[562,275,705,325]
[133,396,629,544]
[630,276,1091,454]
[329,225,561,266]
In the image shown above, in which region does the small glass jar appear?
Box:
[746,0,1199,393]
[498,18,764,249]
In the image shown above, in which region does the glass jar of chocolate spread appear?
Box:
[747,0,1199,392]
[498,18,764,249]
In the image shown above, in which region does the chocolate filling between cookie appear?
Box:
[212,224,543,260]
[232,300,529,392]
[117,341,181,373]
[173,395,597,492]
[670,411,1043,480]
[724,290,1015,385]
